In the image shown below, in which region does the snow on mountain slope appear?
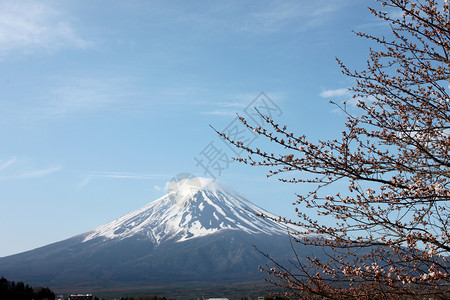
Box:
[82,177,301,244]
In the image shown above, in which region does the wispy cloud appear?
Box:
[199,110,238,117]
[196,94,251,117]
[33,76,144,120]
[145,1,350,37]
[0,157,17,171]
[354,2,404,31]
[319,88,350,98]
[199,92,284,117]
[2,75,148,124]
[14,166,62,180]
[319,87,359,113]
[239,1,347,34]
[79,172,171,188]
[0,157,61,180]
[0,1,89,57]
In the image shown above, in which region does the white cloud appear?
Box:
[145,1,349,37]
[0,157,17,171]
[79,172,171,188]
[2,76,147,123]
[0,157,61,180]
[0,1,88,57]
[240,1,346,34]
[320,87,358,114]
[86,172,170,180]
[15,166,62,179]
[319,88,350,98]
[195,94,251,117]
[199,110,238,117]
[198,92,284,117]
[37,76,143,119]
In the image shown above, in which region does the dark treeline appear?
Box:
[120,296,167,300]
[0,277,55,300]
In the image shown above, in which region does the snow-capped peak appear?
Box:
[166,176,241,206]
[82,176,302,245]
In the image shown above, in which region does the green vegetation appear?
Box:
[92,280,279,300]
[119,296,167,300]
[0,277,55,300]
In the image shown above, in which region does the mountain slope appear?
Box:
[0,177,309,289]
[82,177,295,244]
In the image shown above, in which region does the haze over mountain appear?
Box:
[0,176,312,290]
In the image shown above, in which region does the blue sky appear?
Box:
[0,0,389,257]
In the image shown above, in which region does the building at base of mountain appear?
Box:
[69,294,93,300]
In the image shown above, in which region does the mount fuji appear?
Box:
[0,176,310,290]
[82,177,296,244]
